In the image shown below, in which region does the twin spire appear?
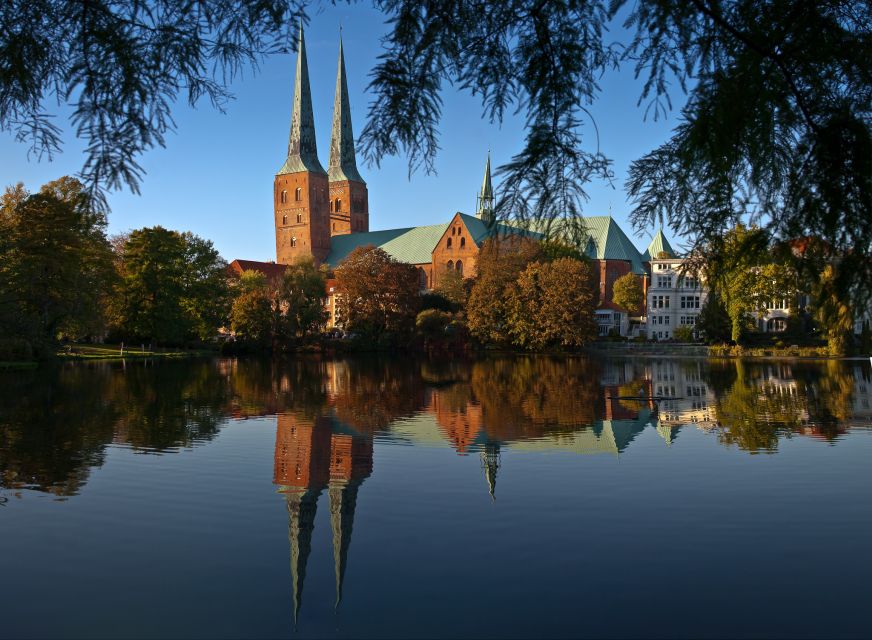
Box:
[279,23,363,183]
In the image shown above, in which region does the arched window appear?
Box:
[451,227,456,236]
[291,237,297,248]
[281,190,288,204]
[447,237,452,248]
[282,214,288,225]
[460,237,466,248]
[418,267,428,290]
[456,260,463,275]
[296,213,302,224]
[295,187,302,201]
[447,260,454,271]
[334,198,342,213]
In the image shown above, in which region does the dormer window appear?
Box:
[295,187,302,201]
[281,190,288,204]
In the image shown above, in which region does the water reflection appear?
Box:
[1,356,870,501]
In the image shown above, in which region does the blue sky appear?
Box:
[0,3,684,261]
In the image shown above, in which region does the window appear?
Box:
[282,214,288,225]
[447,237,452,248]
[295,187,302,202]
[664,316,670,325]
[291,237,297,248]
[296,213,302,224]
[447,260,454,270]
[334,198,342,212]
[460,237,466,248]
[418,267,428,289]
[769,317,787,332]
[456,260,463,276]
[451,227,456,236]
[656,276,673,288]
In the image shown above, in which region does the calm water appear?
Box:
[1,355,870,639]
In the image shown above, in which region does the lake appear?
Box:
[1,355,870,639]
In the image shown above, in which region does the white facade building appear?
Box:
[645,257,708,340]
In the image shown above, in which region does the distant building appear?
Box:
[645,239,708,340]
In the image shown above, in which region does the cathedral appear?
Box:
[230,24,682,336]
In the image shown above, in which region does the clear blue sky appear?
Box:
[0,3,684,262]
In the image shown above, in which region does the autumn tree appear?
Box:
[433,268,468,311]
[505,258,597,350]
[466,237,543,345]
[111,226,229,344]
[0,177,115,357]
[335,246,420,339]
[612,273,644,316]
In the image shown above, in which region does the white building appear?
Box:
[644,243,708,341]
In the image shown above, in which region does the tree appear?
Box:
[433,268,468,311]
[505,258,597,350]
[612,273,644,316]
[230,271,275,348]
[335,246,420,338]
[280,257,327,338]
[112,226,229,344]
[697,291,731,344]
[467,237,543,345]
[0,177,115,356]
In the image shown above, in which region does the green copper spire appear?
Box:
[642,228,676,261]
[279,23,326,175]
[476,152,494,223]
[328,34,364,184]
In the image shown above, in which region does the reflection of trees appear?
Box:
[470,356,601,442]
[330,358,426,434]
[0,365,118,496]
[708,360,856,452]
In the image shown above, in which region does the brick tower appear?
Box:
[327,35,368,236]
[275,24,331,265]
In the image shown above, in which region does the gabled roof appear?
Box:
[456,213,538,245]
[228,259,288,283]
[581,216,648,274]
[642,229,676,261]
[324,223,451,267]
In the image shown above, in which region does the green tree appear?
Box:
[112,226,229,344]
[335,246,420,338]
[0,177,115,356]
[230,271,274,348]
[697,291,731,343]
[612,273,644,316]
[505,258,597,350]
[280,257,327,338]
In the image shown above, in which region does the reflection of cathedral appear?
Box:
[273,412,373,624]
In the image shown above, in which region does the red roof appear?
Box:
[228,259,288,283]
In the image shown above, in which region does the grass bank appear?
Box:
[57,343,217,361]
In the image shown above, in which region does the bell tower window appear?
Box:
[291,237,297,248]
[281,190,288,204]
[295,187,302,201]
[334,198,342,213]
[297,213,303,224]
[282,214,288,225]
[447,237,452,248]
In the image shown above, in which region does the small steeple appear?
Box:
[328,34,364,183]
[480,442,500,501]
[476,152,495,223]
[642,228,676,261]
[279,22,326,175]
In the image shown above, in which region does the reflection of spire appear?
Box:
[286,487,322,627]
[480,442,501,500]
[329,479,362,608]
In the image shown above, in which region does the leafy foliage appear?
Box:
[697,290,731,343]
[0,177,115,357]
[612,273,643,315]
[0,0,307,208]
[335,246,421,338]
[280,257,327,337]
[111,226,229,344]
[505,258,597,350]
[230,271,276,348]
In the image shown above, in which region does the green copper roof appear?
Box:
[642,229,676,260]
[328,36,364,184]
[324,222,450,267]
